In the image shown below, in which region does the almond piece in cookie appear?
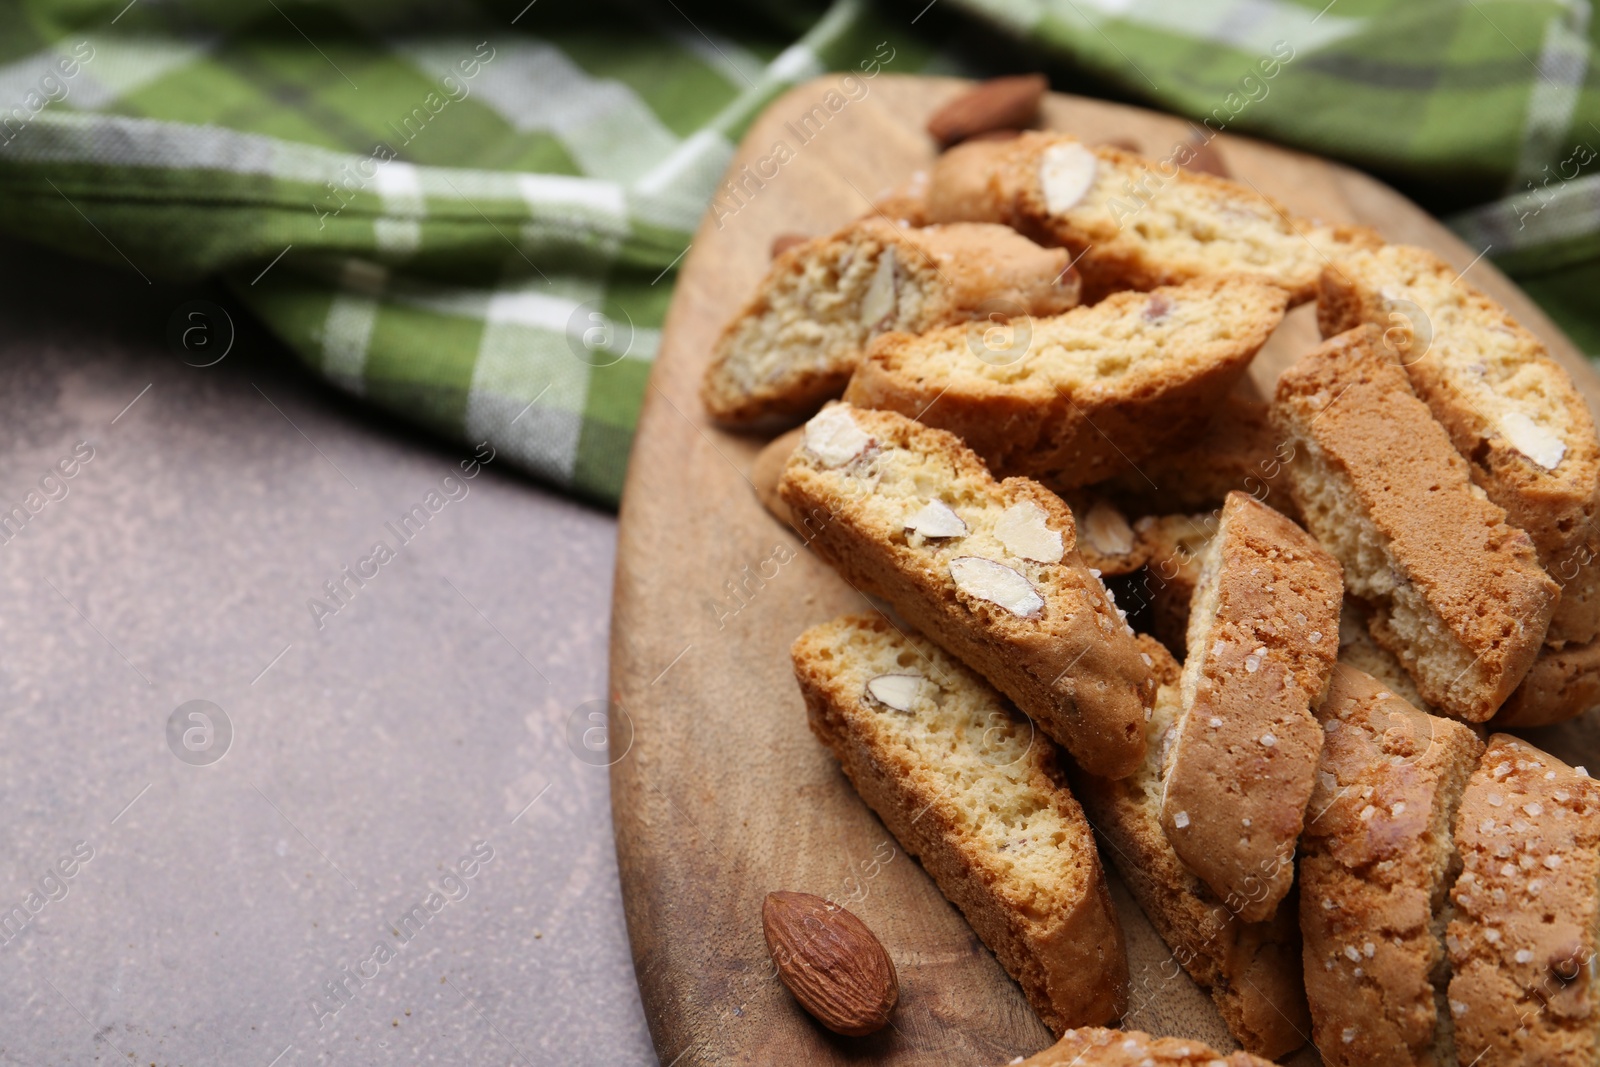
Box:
[1159,491,1342,923]
[1448,735,1600,1066]
[1064,493,1146,577]
[791,613,1128,1033]
[1299,664,1485,1067]
[925,131,1381,303]
[1491,636,1600,727]
[1017,1026,1275,1066]
[845,276,1288,491]
[702,218,1079,425]
[778,404,1155,778]
[1076,638,1310,1059]
[1272,324,1559,721]
[1319,244,1600,648]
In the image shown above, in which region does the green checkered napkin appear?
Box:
[2,0,1598,506]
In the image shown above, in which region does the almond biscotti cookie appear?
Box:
[1272,325,1559,722]
[1337,600,1434,715]
[1160,491,1342,924]
[702,218,1079,424]
[1448,735,1600,1066]
[791,613,1128,1033]
[1131,511,1218,659]
[926,131,1381,303]
[778,404,1155,778]
[1103,394,1295,520]
[925,137,1012,224]
[845,276,1288,491]
[1077,639,1309,1059]
[1300,665,1485,1067]
[1492,637,1600,728]
[1319,244,1600,648]
[1015,1026,1275,1066]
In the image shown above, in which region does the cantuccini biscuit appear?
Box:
[926,137,1013,224]
[1300,665,1485,1067]
[845,277,1288,491]
[925,131,1381,303]
[1014,1026,1275,1066]
[1319,244,1600,648]
[778,404,1155,778]
[791,613,1128,1033]
[1492,636,1600,728]
[1131,511,1218,658]
[1337,599,1434,715]
[1077,638,1310,1059]
[1272,325,1559,722]
[1103,394,1295,520]
[703,218,1079,424]
[1160,492,1342,924]
[1448,735,1600,1065]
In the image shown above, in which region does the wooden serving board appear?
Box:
[609,75,1600,1066]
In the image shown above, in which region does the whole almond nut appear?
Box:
[1181,133,1230,178]
[762,891,898,1036]
[927,74,1047,146]
[1083,500,1135,557]
[770,232,810,259]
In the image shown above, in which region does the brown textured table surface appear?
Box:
[0,238,656,1065]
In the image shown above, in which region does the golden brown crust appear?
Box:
[1077,640,1310,1059]
[1160,492,1342,924]
[1448,735,1600,1066]
[925,138,1014,224]
[1272,325,1559,721]
[1299,665,1485,1067]
[931,131,1381,304]
[791,613,1128,1033]
[1130,512,1218,659]
[1318,244,1600,648]
[1493,636,1600,728]
[702,218,1078,424]
[1102,394,1297,522]
[778,404,1155,778]
[1016,1026,1275,1066]
[845,276,1287,491]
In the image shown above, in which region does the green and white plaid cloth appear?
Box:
[3,0,1599,505]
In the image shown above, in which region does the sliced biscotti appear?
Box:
[925,137,1012,225]
[1492,637,1600,727]
[791,613,1128,1033]
[1337,599,1434,714]
[1076,639,1310,1060]
[1015,1026,1275,1066]
[1160,491,1342,923]
[926,131,1381,303]
[845,277,1288,490]
[702,218,1079,424]
[1131,511,1218,658]
[1103,394,1295,520]
[1319,244,1600,647]
[1300,665,1485,1067]
[1448,735,1600,1065]
[778,404,1155,778]
[1272,325,1559,721]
